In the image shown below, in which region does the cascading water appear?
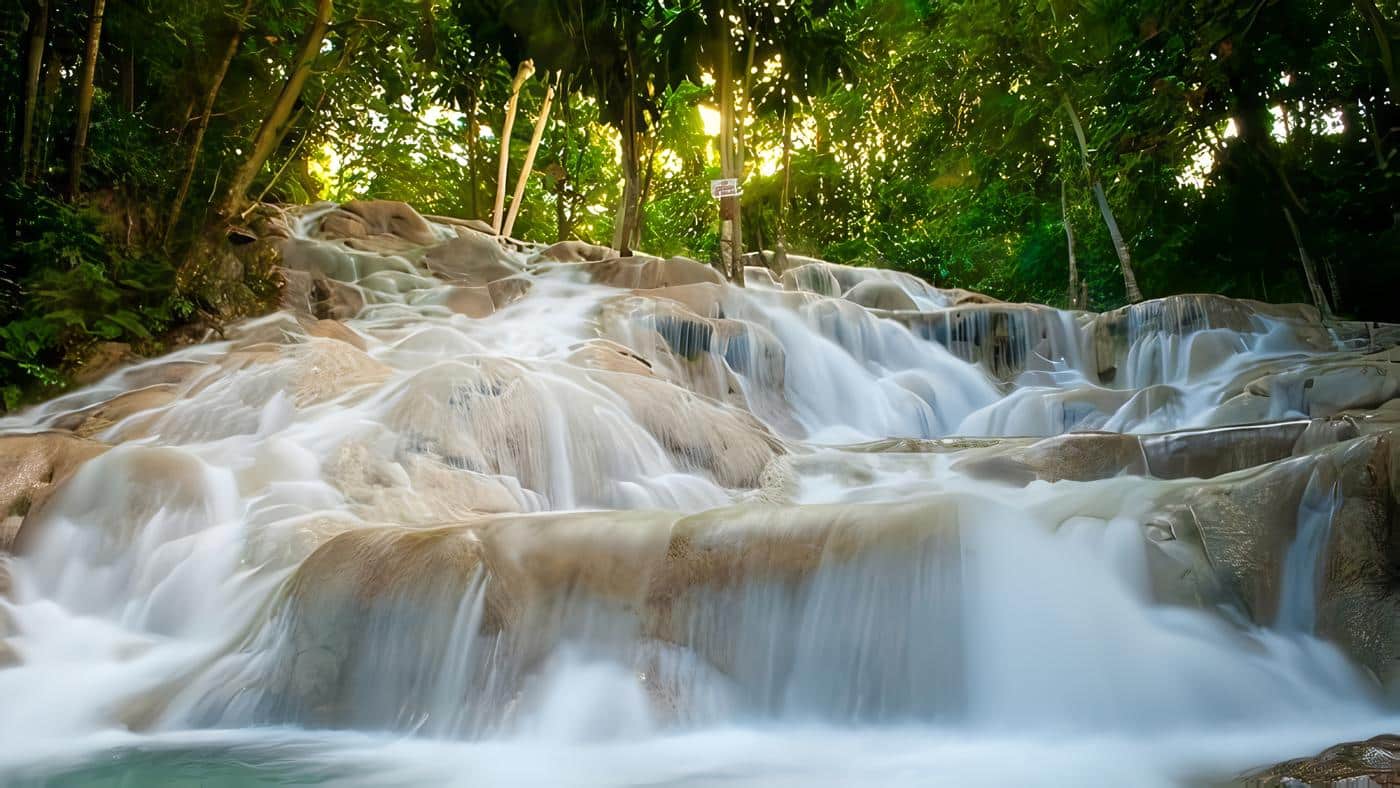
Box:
[0,201,1397,786]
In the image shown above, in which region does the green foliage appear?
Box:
[0,184,188,409]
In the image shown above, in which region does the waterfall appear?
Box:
[0,202,1397,787]
[1276,463,1341,634]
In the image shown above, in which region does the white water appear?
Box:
[0,206,1395,786]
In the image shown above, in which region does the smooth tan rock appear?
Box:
[289,340,392,407]
[52,385,179,439]
[844,279,917,311]
[340,200,439,245]
[535,240,615,263]
[0,432,108,553]
[422,233,519,285]
[72,342,139,386]
[780,263,842,297]
[316,210,369,239]
[302,318,367,351]
[577,256,725,290]
[1178,433,1400,682]
[280,268,365,321]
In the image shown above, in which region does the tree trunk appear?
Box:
[119,48,135,114]
[728,10,755,285]
[1063,96,1142,303]
[166,0,253,245]
[774,94,793,273]
[1282,206,1333,319]
[503,72,555,239]
[20,0,49,183]
[466,90,480,218]
[68,0,107,199]
[1061,180,1084,310]
[33,55,61,182]
[716,8,742,283]
[635,132,660,248]
[218,0,332,219]
[492,60,534,234]
[612,91,642,256]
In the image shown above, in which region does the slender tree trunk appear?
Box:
[33,56,61,182]
[1063,96,1142,303]
[167,0,253,245]
[1323,255,1342,312]
[554,176,570,242]
[503,72,556,239]
[729,14,754,285]
[1282,207,1333,318]
[612,91,642,256]
[68,0,108,199]
[119,48,135,114]
[635,132,660,248]
[218,0,332,219]
[1061,180,1084,309]
[774,94,793,272]
[492,60,534,234]
[466,91,480,218]
[253,96,321,205]
[716,8,742,282]
[20,0,49,183]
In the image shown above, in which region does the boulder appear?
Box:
[279,268,365,321]
[72,342,139,386]
[316,210,369,240]
[844,279,917,311]
[421,232,520,285]
[576,256,725,290]
[340,200,439,245]
[534,240,616,263]
[780,263,842,297]
[0,432,108,553]
[51,385,179,439]
[302,318,367,351]
[289,339,392,407]
[1243,734,1400,786]
[1176,433,1400,683]
[896,303,1083,380]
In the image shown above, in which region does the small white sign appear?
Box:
[710,178,741,199]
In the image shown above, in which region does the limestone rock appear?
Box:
[421,232,520,285]
[0,432,108,553]
[844,279,917,311]
[340,200,439,245]
[1244,735,1400,786]
[574,256,725,290]
[534,240,616,263]
[72,342,139,386]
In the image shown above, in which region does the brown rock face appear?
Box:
[421,233,520,285]
[1176,433,1400,683]
[339,200,439,245]
[279,268,365,321]
[51,385,179,439]
[1244,735,1400,786]
[571,256,725,290]
[0,432,108,553]
[72,342,139,386]
[534,240,616,263]
[844,280,917,311]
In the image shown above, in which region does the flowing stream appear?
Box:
[0,204,1396,786]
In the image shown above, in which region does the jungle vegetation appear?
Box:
[1,0,1397,406]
